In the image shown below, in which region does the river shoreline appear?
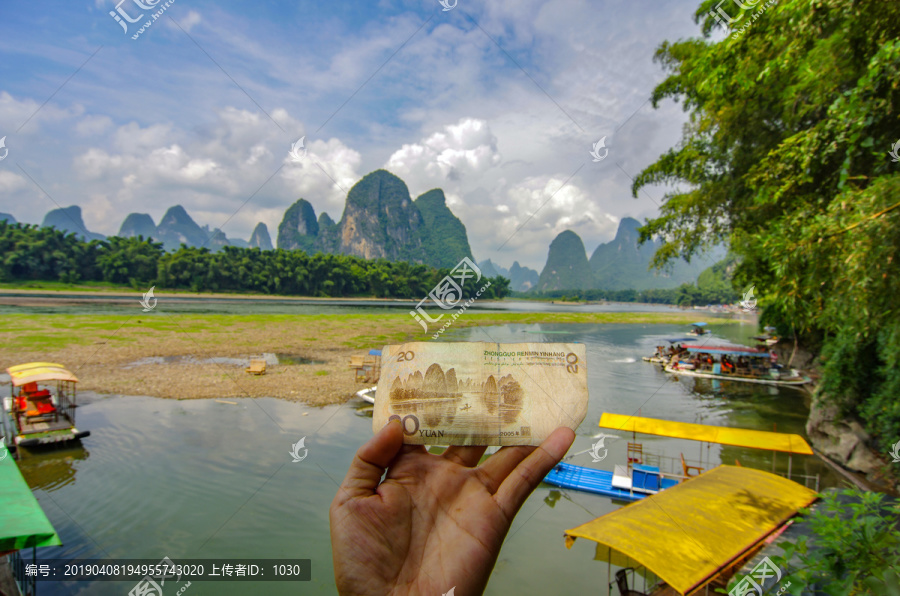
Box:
[0,311,719,404]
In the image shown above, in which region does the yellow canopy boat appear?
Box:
[3,362,89,456]
[564,465,817,595]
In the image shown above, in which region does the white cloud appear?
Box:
[0,171,27,194]
[0,0,707,269]
[178,10,202,33]
[386,118,502,195]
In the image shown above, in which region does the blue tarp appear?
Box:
[684,346,765,357]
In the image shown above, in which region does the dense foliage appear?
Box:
[763,490,900,595]
[635,0,900,448]
[0,221,510,300]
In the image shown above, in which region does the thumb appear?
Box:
[335,418,404,502]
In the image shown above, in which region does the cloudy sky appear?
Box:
[0,0,713,271]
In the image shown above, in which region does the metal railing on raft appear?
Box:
[641,452,820,492]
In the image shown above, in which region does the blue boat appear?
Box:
[543,462,679,502]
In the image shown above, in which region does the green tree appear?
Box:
[634,0,900,448]
[760,490,900,595]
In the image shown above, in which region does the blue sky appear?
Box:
[0,0,714,270]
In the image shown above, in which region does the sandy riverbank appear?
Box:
[0,311,716,405]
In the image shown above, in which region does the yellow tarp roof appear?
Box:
[564,466,817,595]
[7,362,77,386]
[7,362,67,373]
[599,412,814,455]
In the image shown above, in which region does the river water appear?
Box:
[16,318,838,595]
[0,293,686,315]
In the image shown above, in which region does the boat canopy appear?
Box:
[683,345,766,357]
[598,413,814,455]
[691,322,708,327]
[564,466,817,595]
[0,454,62,551]
[7,362,78,387]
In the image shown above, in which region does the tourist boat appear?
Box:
[563,465,817,596]
[751,325,780,346]
[544,462,679,502]
[664,345,811,386]
[2,362,90,456]
[0,447,63,593]
[356,386,376,404]
[554,415,820,594]
[687,322,709,335]
[642,338,694,363]
[544,413,818,504]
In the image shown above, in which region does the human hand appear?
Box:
[330,419,575,595]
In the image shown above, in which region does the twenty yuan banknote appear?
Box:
[372,342,588,446]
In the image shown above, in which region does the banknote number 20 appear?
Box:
[397,351,415,362]
[566,352,579,374]
[388,414,420,435]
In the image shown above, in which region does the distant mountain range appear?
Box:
[535,218,724,292]
[479,259,539,292]
[13,170,718,293]
[42,206,106,241]
[276,170,474,269]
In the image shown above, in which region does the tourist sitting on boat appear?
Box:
[721,355,735,373]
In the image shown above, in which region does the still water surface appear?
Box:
[21,321,837,595]
[0,294,689,316]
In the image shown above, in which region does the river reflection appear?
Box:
[21,323,837,595]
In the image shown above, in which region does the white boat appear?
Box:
[641,356,668,364]
[356,386,376,404]
[664,345,811,387]
[687,322,709,335]
[642,337,695,364]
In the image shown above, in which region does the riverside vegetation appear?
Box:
[0,220,510,299]
[634,0,900,470]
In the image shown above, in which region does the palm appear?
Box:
[330,421,574,596]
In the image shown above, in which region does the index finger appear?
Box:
[492,427,574,519]
[334,418,404,503]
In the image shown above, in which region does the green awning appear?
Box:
[0,453,62,551]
